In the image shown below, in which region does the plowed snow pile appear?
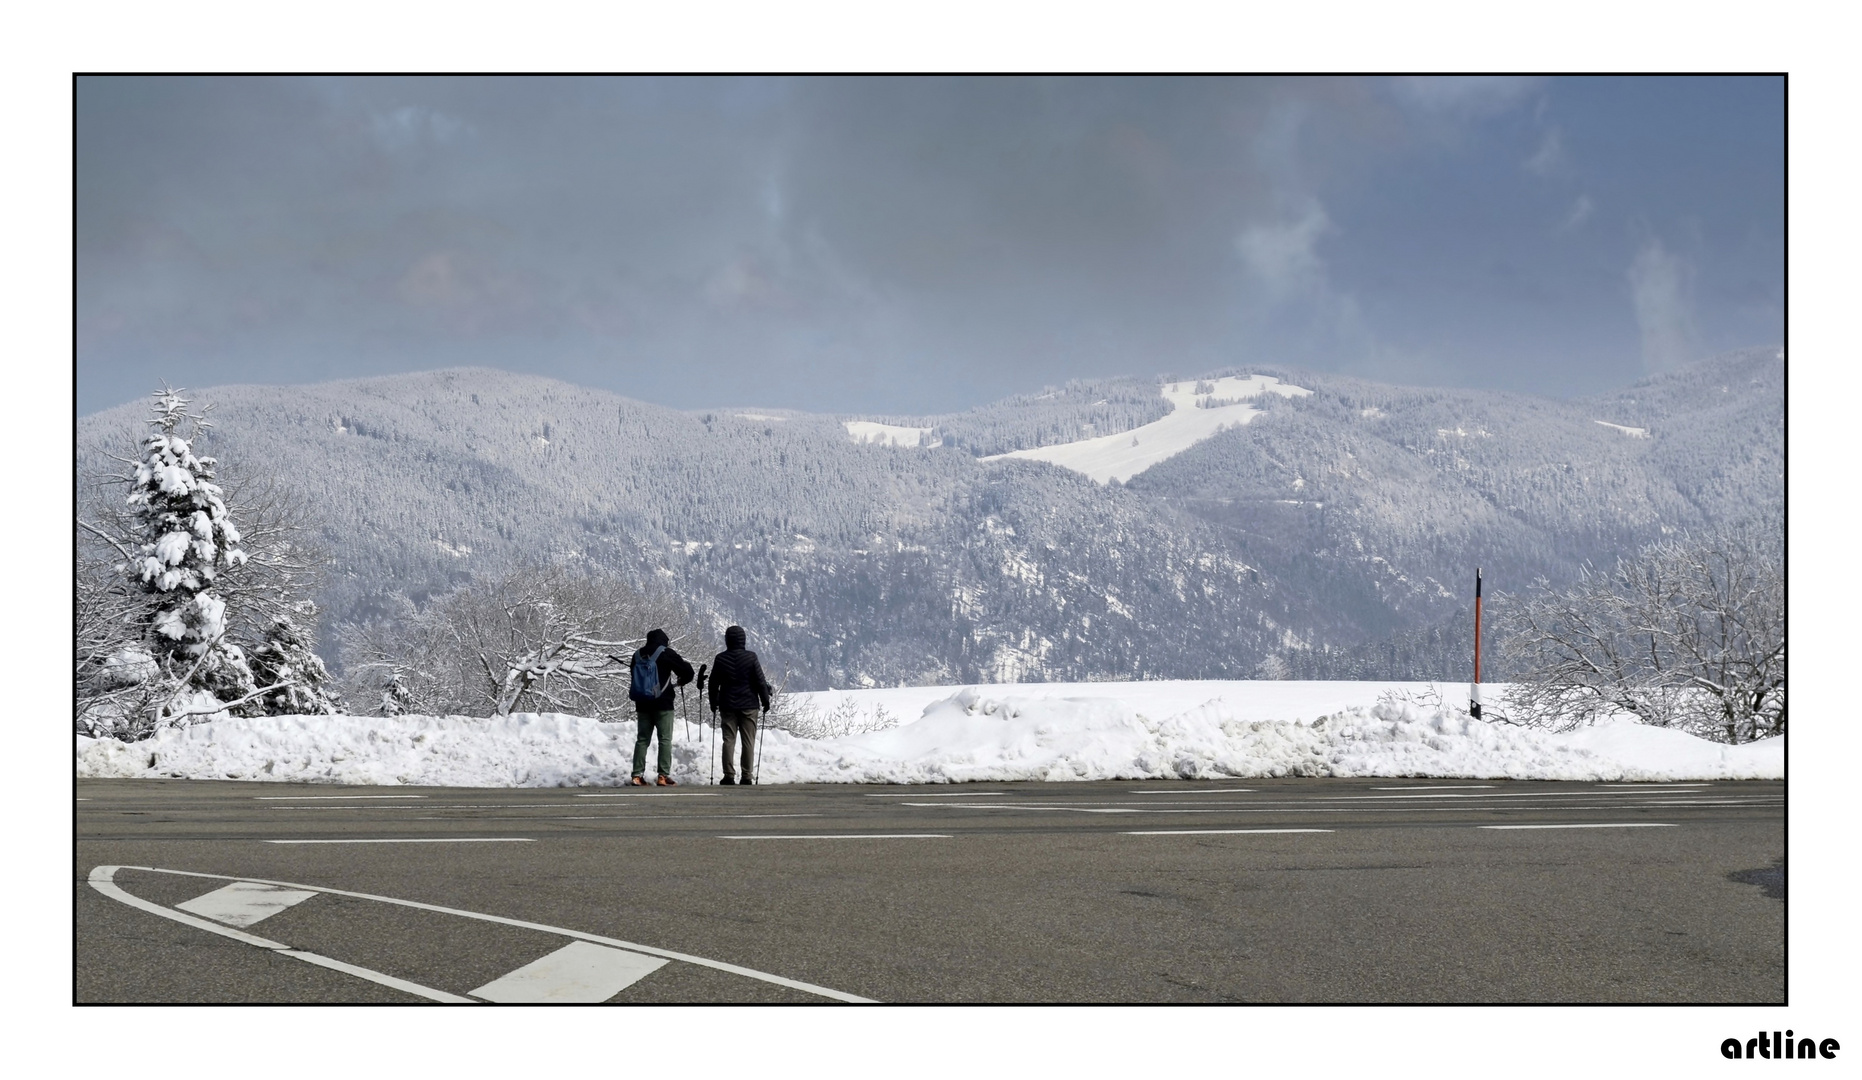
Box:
[75,681,1781,786]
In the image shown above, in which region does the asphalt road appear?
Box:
[76,777,1785,1003]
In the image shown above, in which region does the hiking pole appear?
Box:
[695,663,711,786]
[753,709,764,786]
[754,668,788,787]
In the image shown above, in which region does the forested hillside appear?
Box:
[75,348,1783,693]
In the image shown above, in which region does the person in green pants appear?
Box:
[627,628,694,786]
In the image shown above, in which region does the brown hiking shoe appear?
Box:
[657,775,678,786]
[629,775,648,786]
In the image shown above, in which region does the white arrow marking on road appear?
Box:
[176,881,318,927]
[470,941,668,1003]
[88,867,472,1002]
[91,866,874,1003]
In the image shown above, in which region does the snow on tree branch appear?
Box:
[1498,522,1783,743]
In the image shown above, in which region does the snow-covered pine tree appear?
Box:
[381,670,413,717]
[125,387,257,719]
[247,600,340,715]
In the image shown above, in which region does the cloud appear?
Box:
[1392,76,1543,121]
[704,253,790,311]
[1627,236,1696,373]
[1236,199,1333,302]
[1562,195,1594,230]
[74,75,1782,414]
[369,105,473,154]
[1524,126,1565,176]
[395,251,537,334]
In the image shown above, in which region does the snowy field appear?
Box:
[843,420,937,447]
[981,375,1312,484]
[76,680,1782,787]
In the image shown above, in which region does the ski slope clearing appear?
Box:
[844,420,937,447]
[76,680,1780,786]
[982,375,1312,484]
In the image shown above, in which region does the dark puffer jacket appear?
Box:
[708,625,773,713]
[630,627,694,714]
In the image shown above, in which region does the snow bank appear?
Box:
[76,681,1782,787]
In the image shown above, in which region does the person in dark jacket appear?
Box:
[629,628,694,786]
[708,624,773,785]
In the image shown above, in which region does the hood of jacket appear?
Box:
[644,627,670,650]
[724,625,747,650]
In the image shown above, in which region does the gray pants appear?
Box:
[632,709,674,778]
[720,709,757,781]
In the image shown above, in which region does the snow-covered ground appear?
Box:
[843,420,937,447]
[982,375,1312,484]
[76,680,1781,787]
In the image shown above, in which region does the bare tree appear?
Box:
[1500,523,1783,743]
[339,562,697,718]
[74,525,172,736]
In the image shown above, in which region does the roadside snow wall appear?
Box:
[76,682,1782,786]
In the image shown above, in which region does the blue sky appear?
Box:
[75,75,1783,416]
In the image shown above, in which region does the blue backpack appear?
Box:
[629,645,667,703]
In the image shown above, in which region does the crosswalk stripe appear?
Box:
[176,881,318,927]
[470,941,668,1003]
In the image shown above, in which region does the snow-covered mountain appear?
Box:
[75,347,1783,690]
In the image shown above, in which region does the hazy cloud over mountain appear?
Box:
[78,76,1782,416]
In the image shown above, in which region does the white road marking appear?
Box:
[899,803,1131,812]
[176,881,318,927]
[265,838,535,844]
[574,793,719,798]
[1327,791,1672,801]
[899,802,1746,815]
[1479,823,1678,830]
[1121,828,1334,836]
[470,941,668,1003]
[1129,789,1255,795]
[864,792,1008,798]
[93,865,873,1002]
[282,949,476,1002]
[720,834,952,840]
[268,803,586,810]
[558,814,824,820]
[1596,784,1711,789]
[255,795,428,800]
[87,867,472,1003]
[1636,800,1778,806]
[1370,785,1494,791]
[898,803,1282,814]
